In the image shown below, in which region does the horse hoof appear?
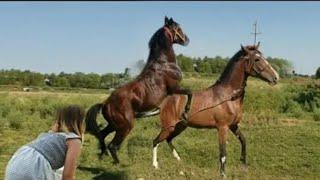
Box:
[112,160,120,165]
[152,163,159,169]
[240,164,248,172]
[98,153,104,160]
[220,172,226,179]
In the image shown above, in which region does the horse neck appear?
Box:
[148,28,176,62]
[216,60,248,92]
[140,44,175,77]
[149,43,176,63]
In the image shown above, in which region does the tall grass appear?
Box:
[0,77,319,179]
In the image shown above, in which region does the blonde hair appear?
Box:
[53,105,86,141]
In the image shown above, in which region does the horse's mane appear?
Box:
[139,27,173,75]
[215,46,257,85]
[148,28,168,50]
[215,50,244,84]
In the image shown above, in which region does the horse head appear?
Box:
[241,42,279,85]
[163,16,189,46]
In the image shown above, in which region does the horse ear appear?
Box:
[241,44,250,54]
[256,41,260,49]
[168,17,174,25]
[164,16,169,25]
[241,44,245,51]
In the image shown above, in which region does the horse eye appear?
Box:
[255,59,260,62]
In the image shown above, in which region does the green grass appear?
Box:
[0,77,320,180]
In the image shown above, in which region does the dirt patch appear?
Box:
[279,118,306,126]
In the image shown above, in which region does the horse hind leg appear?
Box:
[166,121,187,161]
[107,122,133,164]
[98,124,115,158]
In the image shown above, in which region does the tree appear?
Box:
[316,67,320,79]
[267,57,293,77]
[177,54,194,72]
[55,77,70,87]
[198,61,211,73]
[208,56,228,74]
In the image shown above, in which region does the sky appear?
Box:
[0,2,319,75]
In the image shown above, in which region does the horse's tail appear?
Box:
[85,103,103,138]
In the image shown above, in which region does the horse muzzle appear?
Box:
[179,35,189,46]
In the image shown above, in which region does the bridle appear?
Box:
[163,26,186,43]
[245,53,268,75]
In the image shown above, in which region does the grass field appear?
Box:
[0,77,319,180]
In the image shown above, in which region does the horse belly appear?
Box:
[187,110,217,128]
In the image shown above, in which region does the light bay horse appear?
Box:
[152,43,279,177]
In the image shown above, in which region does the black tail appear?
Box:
[85,103,103,138]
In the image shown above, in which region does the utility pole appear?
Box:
[251,20,261,45]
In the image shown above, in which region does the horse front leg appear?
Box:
[230,124,247,165]
[152,128,172,169]
[218,126,228,178]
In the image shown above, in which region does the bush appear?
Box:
[316,67,320,79]
[7,111,24,129]
[313,109,320,121]
[282,100,304,118]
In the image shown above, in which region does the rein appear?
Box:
[163,27,173,43]
[181,87,245,123]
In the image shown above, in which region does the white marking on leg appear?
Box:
[221,156,226,164]
[152,144,159,169]
[168,143,181,161]
[172,149,181,161]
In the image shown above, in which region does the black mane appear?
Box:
[215,49,245,84]
[139,27,174,75]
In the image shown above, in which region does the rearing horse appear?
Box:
[85,17,191,164]
[152,43,279,177]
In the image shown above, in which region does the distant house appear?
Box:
[44,78,52,86]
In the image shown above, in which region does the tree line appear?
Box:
[0,69,130,89]
[176,54,294,77]
[0,54,301,89]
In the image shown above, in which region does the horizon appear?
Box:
[0,2,319,75]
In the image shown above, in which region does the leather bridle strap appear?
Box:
[173,27,185,42]
[252,60,268,74]
[163,26,174,43]
[163,26,185,43]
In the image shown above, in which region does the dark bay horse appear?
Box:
[85,17,192,164]
[152,43,279,177]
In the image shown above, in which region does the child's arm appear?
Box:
[62,139,82,180]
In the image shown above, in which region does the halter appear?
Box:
[163,26,186,43]
[244,52,268,75]
[251,57,268,75]
[163,26,173,43]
